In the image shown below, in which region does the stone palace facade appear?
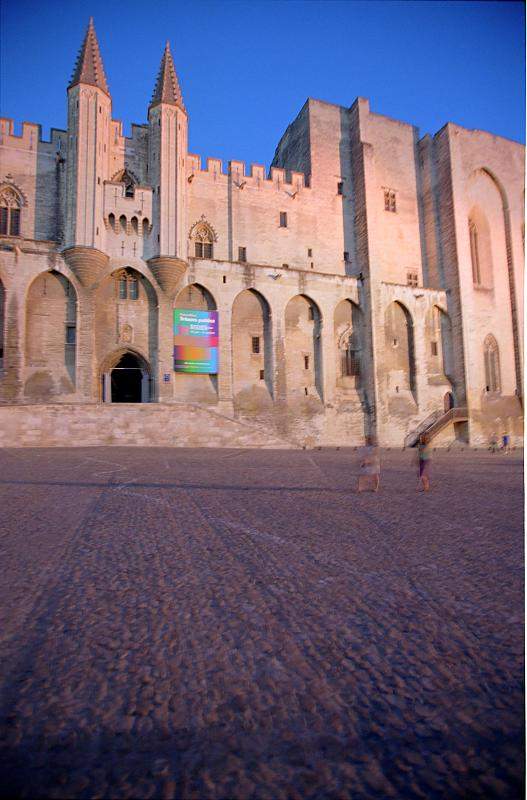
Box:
[0,19,523,447]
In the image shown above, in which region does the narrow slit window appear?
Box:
[431,341,438,356]
[238,246,247,262]
[384,189,396,212]
[65,325,76,345]
[252,336,260,354]
[279,212,287,228]
[337,182,343,195]
[129,278,138,300]
[304,355,309,369]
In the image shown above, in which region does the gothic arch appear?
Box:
[175,282,217,311]
[334,299,363,386]
[467,205,493,287]
[483,334,501,394]
[384,301,416,398]
[173,282,218,403]
[0,182,27,207]
[188,215,218,242]
[232,288,273,402]
[426,304,454,384]
[467,167,521,395]
[94,268,158,396]
[111,168,139,197]
[24,270,78,398]
[0,183,26,237]
[284,294,323,401]
[99,346,152,404]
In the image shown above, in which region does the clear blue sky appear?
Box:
[1,0,524,169]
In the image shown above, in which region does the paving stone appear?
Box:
[0,447,523,799]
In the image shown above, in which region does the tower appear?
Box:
[63,18,111,285]
[147,42,188,298]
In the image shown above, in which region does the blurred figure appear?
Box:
[502,432,511,454]
[489,433,499,453]
[358,436,380,493]
[417,435,431,492]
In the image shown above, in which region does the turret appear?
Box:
[146,42,188,298]
[63,18,111,286]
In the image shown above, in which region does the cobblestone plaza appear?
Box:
[0,447,523,799]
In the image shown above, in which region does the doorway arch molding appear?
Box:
[99,346,152,403]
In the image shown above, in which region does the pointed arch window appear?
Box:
[112,169,136,198]
[193,224,214,259]
[117,270,139,301]
[484,335,500,393]
[469,221,481,285]
[0,186,23,236]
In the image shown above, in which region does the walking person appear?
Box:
[489,433,499,453]
[502,431,511,454]
[358,435,380,493]
[417,435,431,492]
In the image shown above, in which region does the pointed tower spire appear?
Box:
[69,18,110,95]
[150,41,186,112]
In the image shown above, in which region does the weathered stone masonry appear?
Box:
[0,19,523,447]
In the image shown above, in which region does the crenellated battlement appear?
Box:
[186,154,310,191]
[0,118,67,151]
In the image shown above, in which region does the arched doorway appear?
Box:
[101,350,151,403]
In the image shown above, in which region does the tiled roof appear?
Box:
[150,42,186,112]
[69,18,110,95]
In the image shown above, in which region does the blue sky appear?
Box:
[1,1,524,168]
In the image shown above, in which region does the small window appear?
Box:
[119,277,127,299]
[392,338,398,347]
[343,349,361,377]
[282,263,289,269]
[431,341,438,356]
[65,325,76,345]
[0,193,22,236]
[304,355,309,369]
[238,247,247,262]
[343,251,349,262]
[222,275,227,284]
[279,212,287,228]
[251,336,260,354]
[407,272,418,287]
[337,182,343,195]
[307,248,312,257]
[384,189,396,213]
[129,278,138,300]
[259,369,265,380]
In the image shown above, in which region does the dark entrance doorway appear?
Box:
[111,353,144,403]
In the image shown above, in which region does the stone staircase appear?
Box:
[405,407,469,448]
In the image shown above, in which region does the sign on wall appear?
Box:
[173,309,219,374]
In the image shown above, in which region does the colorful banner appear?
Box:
[173,309,219,374]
